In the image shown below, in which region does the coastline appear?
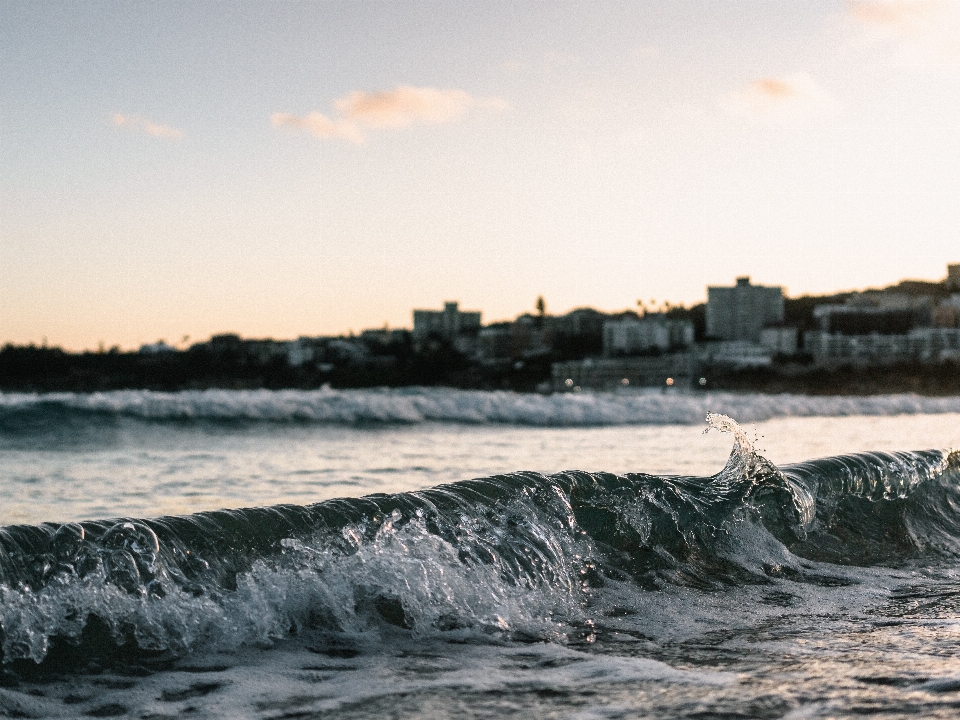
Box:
[2,343,960,397]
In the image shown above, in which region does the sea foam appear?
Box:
[3,387,960,426]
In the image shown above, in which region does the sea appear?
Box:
[2,387,960,719]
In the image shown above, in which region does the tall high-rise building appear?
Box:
[706,276,784,342]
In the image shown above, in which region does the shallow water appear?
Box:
[2,389,960,718]
[2,391,959,525]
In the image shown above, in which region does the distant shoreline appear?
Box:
[2,344,960,397]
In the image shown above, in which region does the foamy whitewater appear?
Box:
[3,388,960,719]
[6,386,960,425]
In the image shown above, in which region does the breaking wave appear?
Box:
[2,414,959,668]
[3,387,960,427]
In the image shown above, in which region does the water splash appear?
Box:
[701,411,776,501]
[703,411,754,454]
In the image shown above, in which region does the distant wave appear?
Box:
[3,388,960,427]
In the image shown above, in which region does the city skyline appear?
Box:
[12,260,957,352]
[5,2,960,351]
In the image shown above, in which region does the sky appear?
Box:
[3,0,960,350]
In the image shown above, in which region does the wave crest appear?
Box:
[2,415,959,666]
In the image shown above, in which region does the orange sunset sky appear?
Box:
[3,1,960,350]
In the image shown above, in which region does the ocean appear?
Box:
[2,387,960,719]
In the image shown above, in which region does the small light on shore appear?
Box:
[665,377,674,386]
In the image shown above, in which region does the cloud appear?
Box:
[270,112,364,143]
[335,86,474,127]
[847,0,960,63]
[112,113,183,140]
[273,85,506,143]
[721,73,838,124]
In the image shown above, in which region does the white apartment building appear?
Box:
[706,277,785,342]
[602,316,694,356]
[804,328,960,364]
[699,341,773,368]
[759,327,798,356]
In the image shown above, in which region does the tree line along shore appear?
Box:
[3,334,960,396]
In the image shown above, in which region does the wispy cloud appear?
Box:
[721,73,838,124]
[112,113,183,140]
[270,112,364,143]
[336,86,478,127]
[847,0,960,63]
[273,85,507,143]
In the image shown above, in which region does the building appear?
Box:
[933,296,960,328]
[275,339,312,367]
[911,327,960,361]
[412,301,481,342]
[812,297,924,335]
[759,327,798,356]
[546,308,607,338]
[706,277,784,342]
[510,315,552,358]
[602,316,694,356]
[699,341,773,369]
[948,264,960,291]
[359,328,408,344]
[138,341,177,354]
[803,328,960,365]
[803,332,909,365]
[477,323,513,360]
[552,353,696,391]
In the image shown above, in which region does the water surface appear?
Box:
[2,388,960,719]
